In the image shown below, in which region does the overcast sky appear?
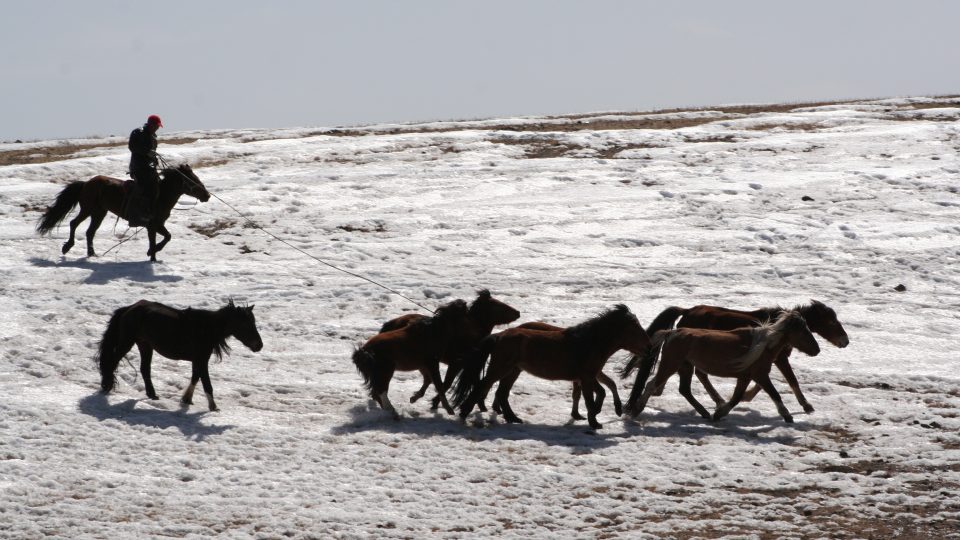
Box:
[2,1,959,141]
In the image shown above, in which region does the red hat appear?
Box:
[147,114,163,127]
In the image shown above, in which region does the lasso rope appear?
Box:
[157,154,435,314]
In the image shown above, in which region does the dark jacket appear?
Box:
[128,125,158,172]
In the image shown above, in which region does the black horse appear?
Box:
[96,300,263,411]
[36,164,210,262]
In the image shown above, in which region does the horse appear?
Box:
[495,321,623,421]
[36,164,211,262]
[95,299,263,411]
[625,300,848,413]
[626,310,820,423]
[452,304,651,430]
[377,290,520,410]
[353,299,471,419]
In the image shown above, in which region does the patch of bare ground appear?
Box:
[743,122,827,132]
[0,137,199,166]
[488,136,666,159]
[188,218,238,238]
[337,221,387,233]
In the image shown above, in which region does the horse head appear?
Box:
[803,300,849,348]
[780,310,820,357]
[468,289,520,328]
[226,301,263,352]
[164,164,211,203]
[614,304,652,356]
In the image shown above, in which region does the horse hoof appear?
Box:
[783,415,794,423]
[571,412,586,421]
[802,404,815,414]
[614,405,623,417]
[589,422,603,430]
[147,394,159,400]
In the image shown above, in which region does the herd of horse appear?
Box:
[354,291,849,429]
[34,163,850,429]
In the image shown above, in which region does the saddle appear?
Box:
[122,179,153,227]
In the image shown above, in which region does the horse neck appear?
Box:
[156,174,183,211]
[754,315,795,352]
[571,317,629,362]
[749,307,781,322]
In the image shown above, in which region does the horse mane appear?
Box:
[183,299,251,362]
[565,304,637,348]
[722,310,803,371]
[467,289,492,318]
[408,299,468,336]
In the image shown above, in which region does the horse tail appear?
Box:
[95,305,133,393]
[36,181,84,234]
[351,346,382,400]
[625,330,672,413]
[621,306,687,379]
[450,334,496,409]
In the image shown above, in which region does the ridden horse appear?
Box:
[96,300,264,411]
[452,304,651,430]
[353,299,471,419]
[626,311,820,423]
[378,290,520,410]
[496,322,623,421]
[36,164,211,262]
[627,300,848,412]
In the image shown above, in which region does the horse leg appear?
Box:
[410,373,431,404]
[628,354,680,418]
[197,359,218,411]
[581,378,603,430]
[752,372,794,423]
[694,367,726,406]
[487,368,521,423]
[427,360,456,415]
[430,364,462,411]
[84,210,106,257]
[570,382,585,420]
[63,207,90,255]
[774,354,813,413]
[182,364,200,406]
[371,365,399,419]
[147,227,158,262]
[149,224,172,260]
[712,378,751,421]
[597,371,622,417]
[136,343,158,400]
[677,364,712,420]
[460,360,508,419]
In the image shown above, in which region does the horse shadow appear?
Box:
[29,257,183,285]
[78,393,234,441]
[331,403,620,451]
[620,407,807,446]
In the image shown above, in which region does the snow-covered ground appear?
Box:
[2,97,959,538]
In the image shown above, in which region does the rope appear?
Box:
[156,154,435,314]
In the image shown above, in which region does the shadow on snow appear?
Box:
[331,403,621,451]
[78,393,234,441]
[30,257,183,285]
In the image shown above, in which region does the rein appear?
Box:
[156,154,435,314]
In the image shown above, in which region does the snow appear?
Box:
[2,97,959,538]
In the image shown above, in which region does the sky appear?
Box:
[2,0,960,141]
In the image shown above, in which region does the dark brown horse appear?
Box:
[452,304,651,429]
[497,322,623,421]
[627,300,848,413]
[96,300,263,411]
[353,299,471,419]
[36,164,211,262]
[626,311,820,423]
[377,290,520,410]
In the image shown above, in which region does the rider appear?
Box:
[127,114,163,226]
